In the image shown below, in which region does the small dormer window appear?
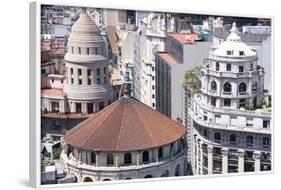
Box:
[239,51,244,56]
[227,50,232,55]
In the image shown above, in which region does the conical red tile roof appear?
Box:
[64,97,186,152]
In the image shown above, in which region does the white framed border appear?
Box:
[29,0,274,189]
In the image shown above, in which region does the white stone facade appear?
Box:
[61,139,187,182]
[133,13,168,109]
[188,23,272,175]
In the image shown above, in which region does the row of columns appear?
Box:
[206,145,262,174]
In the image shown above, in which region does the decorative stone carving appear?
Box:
[207,146,213,154]
[221,148,229,156]
[237,149,245,158]
[253,151,261,160]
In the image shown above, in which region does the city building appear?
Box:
[187,23,272,175]
[213,26,272,93]
[60,84,188,182]
[41,12,113,138]
[155,32,212,121]
[133,13,169,108]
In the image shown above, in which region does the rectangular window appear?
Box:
[51,102,59,112]
[88,79,91,85]
[87,103,93,114]
[99,102,104,110]
[252,82,257,91]
[97,68,100,76]
[250,63,253,71]
[227,50,232,55]
[78,79,82,85]
[152,94,155,99]
[86,48,90,55]
[152,103,155,107]
[152,85,155,90]
[71,78,74,84]
[61,79,63,84]
[224,99,231,107]
[70,68,73,75]
[239,51,244,56]
[97,78,100,84]
[263,120,270,128]
[87,69,91,76]
[152,67,155,71]
[78,47,81,54]
[76,103,82,113]
[216,62,219,71]
[104,67,106,74]
[152,76,155,81]
[71,46,74,54]
[239,65,244,72]
[78,69,82,76]
[51,78,54,83]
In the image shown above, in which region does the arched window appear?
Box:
[107,154,114,165]
[124,153,132,165]
[239,83,247,92]
[144,175,153,178]
[230,134,236,143]
[211,81,217,91]
[214,132,221,142]
[158,147,163,159]
[226,63,231,71]
[83,177,93,182]
[91,152,96,164]
[246,136,253,145]
[142,151,149,163]
[262,137,270,146]
[223,82,232,93]
[175,164,181,176]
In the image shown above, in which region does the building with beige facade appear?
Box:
[41,12,113,137]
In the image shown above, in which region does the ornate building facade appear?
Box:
[61,85,188,182]
[188,23,272,175]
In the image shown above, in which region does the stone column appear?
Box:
[95,153,99,167]
[199,141,204,175]
[155,149,159,162]
[87,152,91,165]
[253,151,261,172]
[137,151,140,166]
[221,148,229,174]
[237,149,245,173]
[207,145,213,174]
[115,155,119,167]
[196,139,200,175]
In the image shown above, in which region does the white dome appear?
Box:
[212,23,256,57]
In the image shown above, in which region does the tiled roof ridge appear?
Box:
[116,98,128,150]
[131,100,157,147]
[73,100,122,148]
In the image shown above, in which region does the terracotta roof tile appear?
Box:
[64,97,187,152]
[158,52,181,65]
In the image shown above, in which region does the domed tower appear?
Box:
[64,13,113,114]
[201,22,264,110]
[189,23,271,175]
